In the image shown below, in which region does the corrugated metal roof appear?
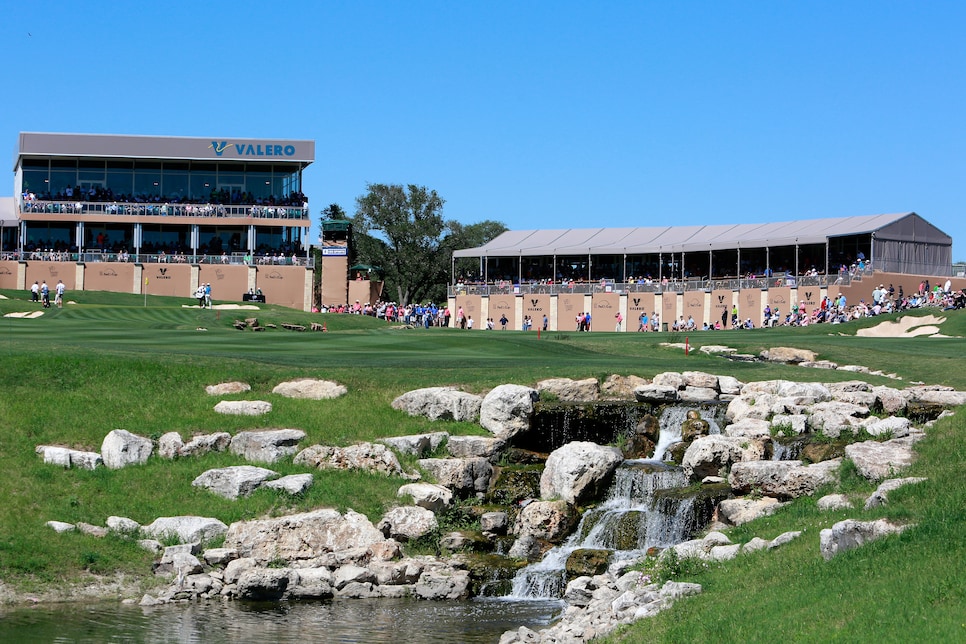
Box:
[453,212,926,257]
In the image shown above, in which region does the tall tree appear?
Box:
[352,184,448,305]
[320,203,347,221]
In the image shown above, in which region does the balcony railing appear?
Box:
[18,200,309,221]
[448,273,852,297]
[3,249,313,267]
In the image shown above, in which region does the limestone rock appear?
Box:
[230,429,305,463]
[652,372,685,390]
[728,459,841,498]
[600,374,649,400]
[634,384,680,403]
[418,457,493,497]
[47,520,75,533]
[414,567,471,600]
[397,483,453,512]
[682,371,719,390]
[446,435,505,461]
[540,441,623,504]
[101,429,153,469]
[679,386,719,402]
[817,494,854,511]
[806,401,869,438]
[331,564,375,589]
[181,432,232,457]
[844,439,916,480]
[295,442,406,477]
[203,548,239,566]
[191,465,278,499]
[391,387,483,421]
[682,435,752,480]
[272,378,347,400]
[513,500,576,542]
[236,568,291,600]
[223,557,256,584]
[717,497,786,526]
[36,445,103,470]
[378,432,448,457]
[262,473,314,495]
[717,375,744,396]
[206,381,251,396]
[480,384,538,439]
[157,432,184,459]
[213,400,272,416]
[872,386,907,414]
[536,378,600,402]
[863,416,912,438]
[723,418,771,439]
[377,506,438,541]
[106,516,141,534]
[480,511,509,535]
[760,347,817,364]
[287,567,334,599]
[820,518,911,560]
[864,477,927,509]
[142,516,229,544]
[223,509,385,564]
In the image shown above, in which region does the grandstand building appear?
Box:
[2,132,318,309]
[449,213,962,331]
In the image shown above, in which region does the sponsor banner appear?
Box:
[683,292,706,328]
[591,293,619,332]
[488,295,516,330]
[321,247,348,256]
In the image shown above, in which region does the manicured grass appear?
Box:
[1,287,965,641]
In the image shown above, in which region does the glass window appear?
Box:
[134,169,162,199]
[106,169,133,198]
[23,169,49,196]
[163,171,189,202]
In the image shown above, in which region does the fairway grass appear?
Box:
[1,289,964,640]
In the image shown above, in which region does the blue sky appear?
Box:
[2,1,964,260]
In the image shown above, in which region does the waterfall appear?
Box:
[506,405,719,600]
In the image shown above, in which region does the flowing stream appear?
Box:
[507,405,721,600]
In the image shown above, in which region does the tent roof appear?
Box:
[453,212,943,257]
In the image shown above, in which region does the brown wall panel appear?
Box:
[143,263,192,298]
[740,289,765,326]
[84,262,136,292]
[199,265,250,303]
[660,293,677,331]
[709,289,732,328]
[254,266,306,310]
[682,292,706,328]
[456,295,483,329]
[488,295,516,330]
[626,292,656,331]
[557,293,584,331]
[523,294,551,330]
[0,261,17,289]
[591,293,620,331]
[766,288,793,319]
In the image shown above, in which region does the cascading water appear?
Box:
[506,406,721,600]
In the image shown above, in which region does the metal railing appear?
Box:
[18,200,308,221]
[448,273,851,297]
[4,250,313,267]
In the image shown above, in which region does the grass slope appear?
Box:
[0,289,964,640]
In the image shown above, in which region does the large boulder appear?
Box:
[536,378,600,402]
[728,459,841,498]
[295,442,407,477]
[681,371,719,390]
[479,385,538,439]
[819,518,911,561]
[235,568,291,600]
[513,500,576,542]
[142,516,229,544]
[681,435,754,480]
[446,435,505,461]
[205,381,251,396]
[378,432,448,457]
[717,497,787,526]
[262,474,314,495]
[760,347,817,364]
[391,387,482,422]
[272,378,347,400]
[101,429,153,469]
[397,483,453,512]
[230,429,306,463]
[844,439,917,480]
[223,509,386,564]
[413,566,471,600]
[36,445,102,470]
[600,374,649,400]
[634,384,680,403]
[872,386,907,415]
[377,506,438,541]
[213,400,272,416]
[741,380,831,405]
[540,441,623,504]
[181,432,232,457]
[806,402,870,438]
[157,432,184,459]
[418,457,493,497]
[863,416,913,438]
[191,465,278,499]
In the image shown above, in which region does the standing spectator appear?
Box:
[30,281,39,302]
[55,280,65,308]
[500,314,508,330]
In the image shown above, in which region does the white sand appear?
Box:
[3,311,45,319]
[855,314,946,338]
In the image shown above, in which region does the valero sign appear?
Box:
[209,141,297,157]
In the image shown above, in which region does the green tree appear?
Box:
[320,203,346,221]
[351,184,506,305]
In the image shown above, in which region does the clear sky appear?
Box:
[2,1,964,260]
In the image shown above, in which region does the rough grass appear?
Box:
[1,287,965,640]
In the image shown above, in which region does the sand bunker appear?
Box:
[4,311,45,319]
[856,314,946,338]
